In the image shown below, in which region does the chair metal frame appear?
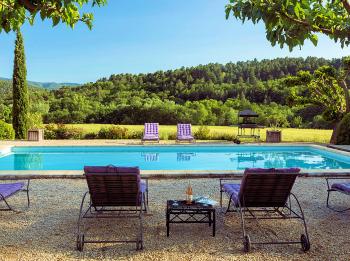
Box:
[76,173,149,251]
[0,179,30,211]
[326,177,350,212]
[220,176,310,252]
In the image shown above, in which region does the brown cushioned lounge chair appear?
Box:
[76,165,148,251]
[220,168,310,252]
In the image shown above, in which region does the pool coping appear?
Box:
[1,142,350,180]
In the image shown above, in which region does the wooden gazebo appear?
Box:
[237,109,264,141]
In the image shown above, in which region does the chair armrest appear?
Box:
[220,178,242,184]
[0,178,30,191]
[219,177,241,191]
[141,178,149,191]
[326,177,350,190]
[25,179,30,191]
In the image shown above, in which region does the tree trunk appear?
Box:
[330,121,342,144]
[340,79,350,113]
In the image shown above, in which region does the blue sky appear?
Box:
[0,0,349,83]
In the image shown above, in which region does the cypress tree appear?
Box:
[12,30,29,139]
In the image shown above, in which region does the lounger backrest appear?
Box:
[144,123,159,135]
[84,166,141,207]
[238,168,300,208]
[177,124,192,136]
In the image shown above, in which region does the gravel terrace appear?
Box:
[0,178,349,261]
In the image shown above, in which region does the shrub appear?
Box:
[44,124,83,139]
[127,130,143,139]
[44,124,57,139]
[290,116,303,128]
[98,126,129,139]
[167,132,177,140]
[194,126,211,140]
[84,132,98,139]
[0,120,15,140]
[27,112,43,130]
[211,132,239,142]
[335,113,350,145]
[311,115,333,129]
[54,124,83,139]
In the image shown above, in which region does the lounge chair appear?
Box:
[176,123,195,143]
[220,168,310,252]
[326,177,350,212]
[76,165,149,251]
[0,180,30,211]
[142,123,159,143]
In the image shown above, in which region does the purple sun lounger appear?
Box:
[142,123,159,143]
[176,123,195,143]
[0,180,30,211]
[326,177,350,212]
[76,165,149,251]
[220,168,310,252]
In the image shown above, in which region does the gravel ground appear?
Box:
[0,178,349,261]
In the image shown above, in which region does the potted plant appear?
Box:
[266,120,282,143]
[27,121,45,141]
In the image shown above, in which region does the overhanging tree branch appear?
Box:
[341,0,350,15]
[18,0,37,13]
[281,12,340,37]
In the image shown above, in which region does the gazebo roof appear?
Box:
[238,109,259,117]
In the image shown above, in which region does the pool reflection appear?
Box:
[14,153,43,170]
[177,153,196,162]
[141,153,159,162]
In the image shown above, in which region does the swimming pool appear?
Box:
[0,145,350,171]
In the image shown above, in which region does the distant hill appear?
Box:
[0,77,80,90]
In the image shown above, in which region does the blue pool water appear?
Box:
[0,145,350,171]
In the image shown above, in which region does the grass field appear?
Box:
[65,124,333,143]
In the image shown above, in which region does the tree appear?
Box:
[0,0,107,33]
[287,68,346,120]
[225,0,350,50]
[226,0,350,142]
[286,64,349,142]
[12,30,29,139]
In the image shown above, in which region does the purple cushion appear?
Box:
[144,123,159,135]
[84,165,140,174]
[244,168,300,174]
[177,135,194,140]
[0,182,25,200]
[222,183,240,206]
[238,168,300,205]
[84,165,141,190]
[140,180,147,193]
[143,134,159,140]
[331,183,350,194]
[177,124,192,136]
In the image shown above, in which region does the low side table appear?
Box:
[166,200,216,237]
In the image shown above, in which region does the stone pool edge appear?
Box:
[1,169,350,180]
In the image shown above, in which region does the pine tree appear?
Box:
[12,30,29,139]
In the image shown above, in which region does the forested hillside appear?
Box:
[0,77,80,90]
[0,57,341,129]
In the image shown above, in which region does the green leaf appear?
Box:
[294,3,301,19]
[310,34,318,46]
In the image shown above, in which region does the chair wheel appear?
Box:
[300,234,310,252]
[136,240,143,250]
[140,241,144,250]
[76,234,84,251]
[243,235,251,252]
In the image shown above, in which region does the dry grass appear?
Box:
[0,178,349,260]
